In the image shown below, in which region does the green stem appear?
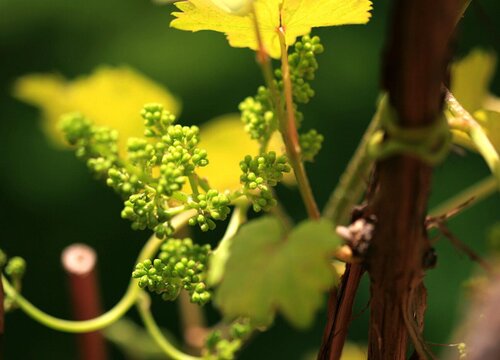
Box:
[213,204,248,255]
[197,176,211,193]
[188,174,200,197]
[136,292,201,360]
[429,175,498,217]
[251,6,320,219]
[250,4,280,112]
[1,210,195,333]
[207,204,248,286]
[277,28,320,220]
[322,94,386,225]
[166,205,187,217]
[172,191,189,203]
[250,3,285,155]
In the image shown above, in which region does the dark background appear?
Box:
[1,0,500,358]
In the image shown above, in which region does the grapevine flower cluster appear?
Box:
[203,319,252,360]
[132,237,211,305]
[240,152,291,212]
[188,190,231,232]
[61,104,225,238]
[239,35,324,162]
[300,129,324,162]
[58,34,326,314]
[61,101,293,304]
[239,86,276,148]
[285,34,324,104]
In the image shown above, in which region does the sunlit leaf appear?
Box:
[474,109,500,154]
[171,0,372,58]
[451,49,497,113]
[450,49,499,151]
[198,114,294,191]
[13,66,180,154]
[215,217,340,328]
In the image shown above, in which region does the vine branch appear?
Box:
[277,28,321,220]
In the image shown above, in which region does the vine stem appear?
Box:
[250,5,320,220]
[277,28,320,220]
[1,210,196,333]
[136,292,201,360]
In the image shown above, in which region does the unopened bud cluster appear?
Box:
[240,152,290,212]
[132,237,211,305]
[204,318,252,360]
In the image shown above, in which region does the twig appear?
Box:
[178,291,207,354]
[429,176,498,218]
[62,244,108,360]
[318,263,365,360]
[437,223,493,273]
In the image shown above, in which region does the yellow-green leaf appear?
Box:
[13,66,180,154]
[450,49,498,151]
[474,109,500,154]
[198,114,294,191]
[214,217,340,328]
[171,0,372,58]
[210,0,255,14]
[451,49,497,114]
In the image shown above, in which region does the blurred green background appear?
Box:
[1,0,500,358]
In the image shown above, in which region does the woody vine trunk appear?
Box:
[366,0,459,359]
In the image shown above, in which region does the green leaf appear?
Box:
[214,217,340,328]
[170,0,372,58]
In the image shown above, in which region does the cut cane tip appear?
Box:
[61,244,97,275]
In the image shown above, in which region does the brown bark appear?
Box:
[367,1,459,359]
[62,244,108,360]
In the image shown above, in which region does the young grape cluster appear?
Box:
[240,152,291,212]
[132,237,211,305]
[239,86,276,149]
[286,35,324,104]
[188,190,231,232]
[204,319,252,360]
[61,104,228,238]
[300,129,324,162]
